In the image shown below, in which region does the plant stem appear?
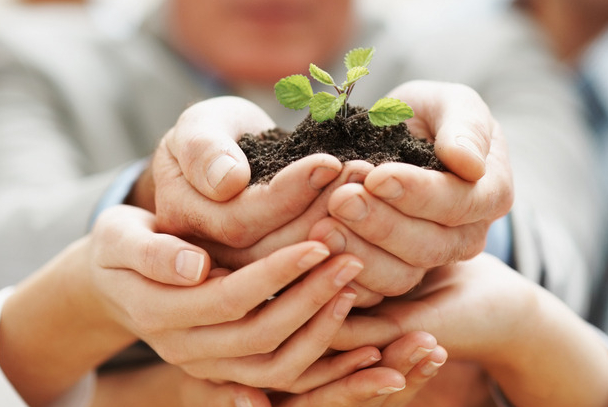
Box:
[345,111,368,122]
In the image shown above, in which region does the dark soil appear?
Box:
[238,105,446,185]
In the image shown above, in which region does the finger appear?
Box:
[184,289,359,389]
[156,153,342,248]
[92,205,211,285]
[376,333,447,406]
[98,241,334,345]
[287,346,382,394]
[379,331,442,374]
[388,80,493,181]
[214,154,342,247]
[309,217,425,297]
[326,182,490,267]
[183,254,363,359]
[204,160,374,270]
[364,162,511,227]
[276,367,406,407]
[169,96,276,201]
[332,313,403,351]
[406,346,447,385]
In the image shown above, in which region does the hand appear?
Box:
[273,332,447,407]
[89,205,377,392]
[332,253,608,407]
[128,96,343,250]
[92,334,445,407]
[309,80,513,299]
[330,254,534,356]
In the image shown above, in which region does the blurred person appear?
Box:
[515,0,608,330]
[0,0,601,317]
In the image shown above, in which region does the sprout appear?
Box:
[275,47,413,126]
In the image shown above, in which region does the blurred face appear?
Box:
[169,0,354,85]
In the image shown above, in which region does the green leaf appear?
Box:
[368,97,414,126]
[309,92,347,122]
[344,47,375,70]
[342,66,369,88]
[309,63,335,87]
[274,75,314,110]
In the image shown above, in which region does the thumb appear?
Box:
[169,96,276,201]
[387,80,492,182]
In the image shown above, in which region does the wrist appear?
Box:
[0,238,135,406]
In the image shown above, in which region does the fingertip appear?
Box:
[375,369,407,396]
[435,135,486,182]
[205,153,251,202]
[175,249,211,285]
[309,161,342,190]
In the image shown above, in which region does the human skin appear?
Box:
[517,0,608,63]
[167,0,354,86]
[91,332,447,407]
[129,82,513,306]
[0,205,378,406]
[331,253,608,407]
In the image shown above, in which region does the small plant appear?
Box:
[274,47,414,127]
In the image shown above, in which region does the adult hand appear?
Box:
[330,253,531,356]
[127,96,344,250]
[89,205,375,392]
[309,80,514,299]
[332,253,608,407]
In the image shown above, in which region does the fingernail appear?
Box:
[456,135,484,164]
[355,354,381,369]
[420,360,445,377]
[207,155,237,189]
[347,171,367,184]
[372,176,403,200]
[335,194,368,221]
[409,347,434,364]
[309,166,340,190]
[334,260,364,287]
[234,396,253,407]
[377,384,406,395]
[322,229,346,253]
[333,292,357,318]
[175,250,205,281]
[297,247,330,270]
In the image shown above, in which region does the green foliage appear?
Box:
[274,47,414,126]
[310,92,347,122]
[368,98,414,126]
[274,74,314,110]
[344,47,375,70]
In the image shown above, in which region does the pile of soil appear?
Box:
[238,105,446,185]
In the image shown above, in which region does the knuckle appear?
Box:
[139,236,162,278]
[214,293,248,323]
[265,369,297,391]
[381,268,425,297]
[244,331,281,355]
[217,215,253,247]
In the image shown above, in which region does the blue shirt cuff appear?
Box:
[89,158,150,227]
[484,213,513,266]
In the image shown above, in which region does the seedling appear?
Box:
[274,47,414,126]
